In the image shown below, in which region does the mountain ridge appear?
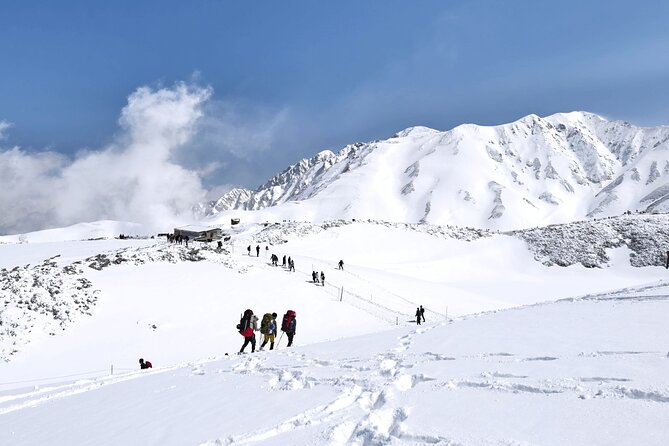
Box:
[202,111,669,230]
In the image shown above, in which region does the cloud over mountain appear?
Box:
[0,83,211,235]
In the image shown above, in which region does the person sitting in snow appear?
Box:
[139,358,153,369]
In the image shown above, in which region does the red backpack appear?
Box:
[145,361,152,369]
[281,310,296,332]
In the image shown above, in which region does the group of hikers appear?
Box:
[237,309,297,353]
[250,245,296,271]
[167,233,189,247]
[312,270,325,286]
[415,305,426,325]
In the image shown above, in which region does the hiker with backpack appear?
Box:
[415,307,421,325]
[312,271,318,283]
[256,245,260,257]
[238,309,257,353]
[282,255,286,267]
[320,271,325,286]
[289,258,295,272]
[281,310,297,347]
[260,312,278,350]
[247,245,251,256]
[338,259,344,270]
[419,305,425,322]
[139,358,152,369]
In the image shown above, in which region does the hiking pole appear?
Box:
[277,331,284,349]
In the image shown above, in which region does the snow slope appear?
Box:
[203,112,669,230]
[1,218,668,444]
[1,282,667,445]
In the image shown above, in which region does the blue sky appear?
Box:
[1,0,669,190]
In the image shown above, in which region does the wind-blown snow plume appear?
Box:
[0,83,212,235]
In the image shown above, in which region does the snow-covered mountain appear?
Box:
[204,112,669,230]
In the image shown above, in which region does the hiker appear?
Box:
[665,250,669,269]
[238,309,257,353]
[281,310,297,347]
[320,271,325,287]
[247,245,251,256]
[260,312,278,351]
[282,255,286,267]
[217,241,222,249]
[184,235,189,248]
[256,245,260,257]
[338,259,344,270]
[312,271,317,283]
[289,259,295,272]
[139,358,153,369]
[419,305,425,322]
[415,307,421,325]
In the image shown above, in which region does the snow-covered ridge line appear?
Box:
[201,111,669,230]
[250,215,669,268]
[250,219,491,245]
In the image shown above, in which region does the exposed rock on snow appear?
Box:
[0,243,235,361]
[511,214,669,267]
[0,257,97,361]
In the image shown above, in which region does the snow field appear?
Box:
[0,220,668,444]
[0,285,667,445]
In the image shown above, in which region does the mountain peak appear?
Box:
[204,112,669,230]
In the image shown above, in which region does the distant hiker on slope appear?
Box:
[415,307,421,325]
[260,312,278,351]
[419,305,425,322]
[281,310,297,347]
[139,358,153,369]
[238,309,257,353]
[184,235,189,248]
[665,250,669,269]
[290,259,295,272]
[312,271,318,283]
[320,271,325,287]
[338,259,344,270]
[282,255,287,267]
[247,245,251,256]
[256,245,260,257]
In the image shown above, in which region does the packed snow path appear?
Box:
[1,282,667,445]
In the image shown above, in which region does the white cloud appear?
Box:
[0,83,212,235]
[0,121,11,140]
